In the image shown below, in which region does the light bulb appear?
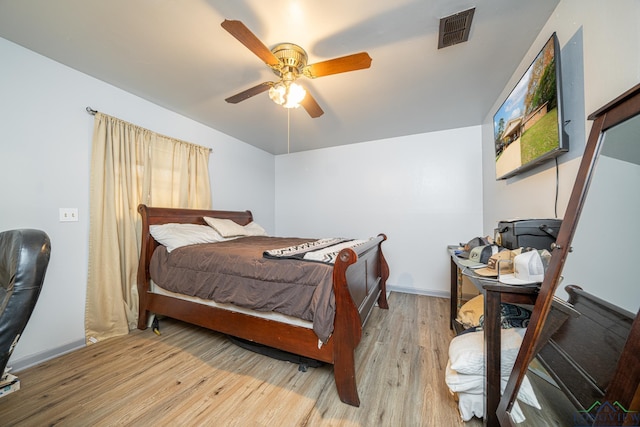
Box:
[283,82,306,108]
[269,81,306,108]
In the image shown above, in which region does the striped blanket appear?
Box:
[263,237,370,265]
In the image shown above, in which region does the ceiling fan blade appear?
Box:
[300,91,324,118]
[303,52,372,78]
[221,20,281,68]
[225,82,273,104]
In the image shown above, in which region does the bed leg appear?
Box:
[334,350,360,407]
[377,290,389,310]
[137,309,149,330]
[377,247,390,310]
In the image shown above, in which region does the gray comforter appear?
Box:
[148,236,336,342]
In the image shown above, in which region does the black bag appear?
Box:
[495,219,561,250]
[227,336,325,372]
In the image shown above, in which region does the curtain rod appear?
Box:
[84,106,212,153]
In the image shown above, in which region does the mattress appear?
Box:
[150,281,313,330]
[148,236,336,342]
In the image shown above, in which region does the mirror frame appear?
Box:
[497,82,640,426]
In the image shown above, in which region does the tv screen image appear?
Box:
[493,33,568,180]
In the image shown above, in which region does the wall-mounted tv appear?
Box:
[493,33,568,180]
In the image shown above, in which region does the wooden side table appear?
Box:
[449,247,538,427]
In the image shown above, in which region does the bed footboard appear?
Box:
[331,234,389,406]
[537,285,636,411]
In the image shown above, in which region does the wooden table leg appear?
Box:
[450,258,458,330]
[484,289,502,427]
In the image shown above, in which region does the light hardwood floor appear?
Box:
[0,293,482,426]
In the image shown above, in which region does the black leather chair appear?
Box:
[0,229,51,377]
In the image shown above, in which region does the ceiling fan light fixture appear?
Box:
[221,20,370,118]
[269,81,306,109]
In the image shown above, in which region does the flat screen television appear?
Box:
[493,32,568,180]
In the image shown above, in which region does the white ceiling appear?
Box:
[0,0,559,154]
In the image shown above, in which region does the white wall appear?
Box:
[0,37,276,369]
[481,0,640,306]
[275,126,483,296]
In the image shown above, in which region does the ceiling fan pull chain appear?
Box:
[287,108,291,154]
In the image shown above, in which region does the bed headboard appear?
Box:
[136,204,254,303]
[138,204,253,227]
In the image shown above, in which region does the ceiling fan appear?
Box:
[221,19,372,118]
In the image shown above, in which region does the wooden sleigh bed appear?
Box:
[136,204,389,407]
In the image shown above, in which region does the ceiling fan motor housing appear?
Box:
[271,43,308,77]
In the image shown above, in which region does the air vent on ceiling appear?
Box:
[438,8,475,49]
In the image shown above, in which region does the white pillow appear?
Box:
[456,392,527,423]
[448,328,525,377]
[203,216,249,238]
[149,223,225,252]
[455,390,486,422]
[244,221,268,236]
[444,360,541,409]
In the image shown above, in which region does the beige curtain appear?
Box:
[85,113,211,344]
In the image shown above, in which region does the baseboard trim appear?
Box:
[9,339,86,372]
[386,284,450,299]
